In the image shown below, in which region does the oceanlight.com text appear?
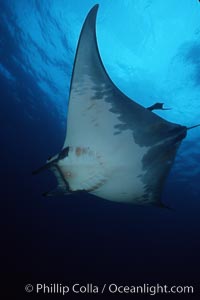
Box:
[25,282,194,296]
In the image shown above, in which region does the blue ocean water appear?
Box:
[1,0,200,297]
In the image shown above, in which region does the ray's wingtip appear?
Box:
[93,4,100,10]
[32,169,38,175]
[159,203,175,211]
[88,4,99,16]
[81,4,99,30]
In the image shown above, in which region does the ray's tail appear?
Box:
[187,123,200,130]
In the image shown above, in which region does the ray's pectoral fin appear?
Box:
[147,102,171,111]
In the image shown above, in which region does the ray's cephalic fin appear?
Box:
[32,161,54,175]
[42,188,87,197]
[32,147,70,175]
[33,146,88,197]
[42,188,73,197]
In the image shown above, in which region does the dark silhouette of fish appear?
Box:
[147,102,171,111]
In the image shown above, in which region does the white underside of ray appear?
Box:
[63,72,150,202]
